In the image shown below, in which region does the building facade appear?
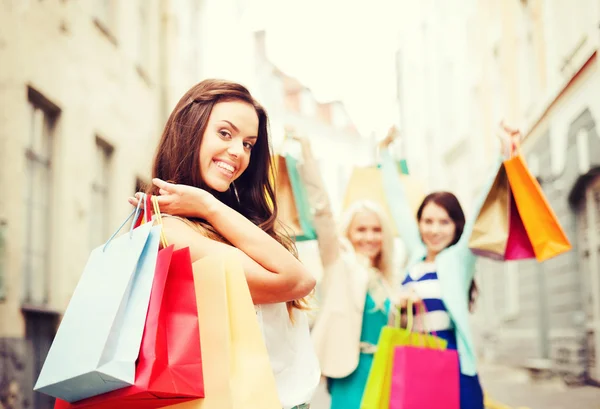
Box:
[0,1,209,408]
[394,0,600,385]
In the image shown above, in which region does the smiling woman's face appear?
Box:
[418,201,456,257]
[199,100,259,192]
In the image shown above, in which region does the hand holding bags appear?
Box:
[469,144,571,262]
[35,199,161,402]
[55,195,204,409]
[166,251,281,409]
[389,306,459,409]
[360,303,448,409]
[468,164,535,260]
[504,150,572,261]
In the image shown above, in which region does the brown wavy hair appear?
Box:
[149,79,307,315]
[417,192,478,312]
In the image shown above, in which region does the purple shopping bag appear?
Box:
[390,346,460,409]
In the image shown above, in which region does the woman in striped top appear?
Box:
[381,123,519,409]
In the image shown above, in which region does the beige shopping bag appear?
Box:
[342,166,425,236]
[468,165,510,259]
[166,252,280,409]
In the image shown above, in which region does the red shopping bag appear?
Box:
[504,189,535,260]
[55,195,204,409]
[390,345,460,409]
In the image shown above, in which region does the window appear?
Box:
[136,0,151,71]
[90,137,114,249]
[517,4,537,117]
[23,89,59,305]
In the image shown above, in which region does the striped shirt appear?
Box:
[401,261,453,335]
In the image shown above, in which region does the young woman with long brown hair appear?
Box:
[129,79,320,409]
[381,124,519,409]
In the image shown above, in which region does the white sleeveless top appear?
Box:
[255,303,321,409]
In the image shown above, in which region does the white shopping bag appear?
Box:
[34,199,161,402]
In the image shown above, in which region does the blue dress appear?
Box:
[402,261,484,409]
[328,293,390,409]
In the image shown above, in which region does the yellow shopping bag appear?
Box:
[166,252,281,409]
[360,304,447,409]
[504,151,572,261]
[343,166,425,237]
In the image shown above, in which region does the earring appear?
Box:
[231,182,240,203]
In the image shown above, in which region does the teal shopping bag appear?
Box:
[285,155,317,242]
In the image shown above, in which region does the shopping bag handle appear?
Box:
[400,300,445,350]
[102,193,147,252]
[151,195,169,248]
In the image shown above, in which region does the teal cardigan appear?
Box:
[381,150,501,376]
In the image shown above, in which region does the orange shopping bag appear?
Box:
[165,252,281,409]
[503,150,572,261]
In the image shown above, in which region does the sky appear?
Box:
[245,0,405,137]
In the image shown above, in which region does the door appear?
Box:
[576,175,600,382]
[24,308,58,409]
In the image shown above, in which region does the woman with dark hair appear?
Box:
[128,79,320,409]
[380,124,518,409]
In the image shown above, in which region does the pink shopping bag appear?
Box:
[390,346,460,409]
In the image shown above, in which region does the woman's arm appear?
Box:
[380,148,423,256]
[161,217,314,304]
[139,179,316,304]
[293,135,342,268]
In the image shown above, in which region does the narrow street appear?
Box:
[310,363,600,409]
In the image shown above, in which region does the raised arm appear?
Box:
[134,180,316,304]
[380,148,423,257]
[292,135,342,268]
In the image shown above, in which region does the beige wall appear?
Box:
[0,1,198,336]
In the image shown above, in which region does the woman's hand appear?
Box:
[127,178,218,220]
[497,120,522,157]
[395,288,422,309]
[379,125,400,150]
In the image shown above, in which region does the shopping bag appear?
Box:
[55,196,204,409]
[274,154,317,241]
[389,345,459,409]
[165,252,281,409]
[35,199,161,402]
[360,304,447,409]
[504,152,572,261]
[504,189,536,260]
[343,166,425,237]
[468,164,510,259]
[469,165,535,260]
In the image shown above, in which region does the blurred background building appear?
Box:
[2,0,600,408]
[394,0,600,385]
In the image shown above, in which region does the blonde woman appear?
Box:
[292,135,395,409]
